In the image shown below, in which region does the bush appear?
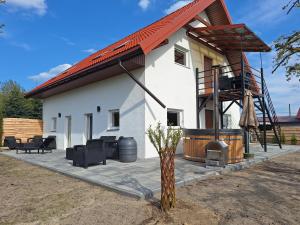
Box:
[272,135,277,144]
[291,134,297,145]
[280,131,286,144]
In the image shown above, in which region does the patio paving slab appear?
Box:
[1,144,299,199]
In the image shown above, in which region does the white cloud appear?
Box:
[7,0,47,16]
[237,0,289,27]
[29,64,72,82]
[0,30,8,39]
[164,0,192,14]
[82,48,97,54]
[139,0,150,11]
[11,41,31,51]
[59,36,75,46]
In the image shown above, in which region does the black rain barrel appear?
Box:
[118,137,137,163]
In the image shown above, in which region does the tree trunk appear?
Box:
[160,148,176,211]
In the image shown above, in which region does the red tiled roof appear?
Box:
[27,0,215,96]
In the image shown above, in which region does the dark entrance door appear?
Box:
[204,56,213,94]
[205,109,213,129]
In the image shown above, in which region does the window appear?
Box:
[223,114,232,129]
[109,110,120,129]
[51,117,57,132]
[167,109,183,127]
[174,46,188,66]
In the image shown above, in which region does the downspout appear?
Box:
[118,60,166,109]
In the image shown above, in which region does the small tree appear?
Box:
[0,114,3,147]
[291,134,298,145]
[147,123,182,211]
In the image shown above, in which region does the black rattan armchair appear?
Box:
[100,136,118,159]
[39,136,56,154]
[73,139,106,168]
[3,136,22,150]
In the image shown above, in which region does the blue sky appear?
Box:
[0,0,299,115]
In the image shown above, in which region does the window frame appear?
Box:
[167,109,183,127]
[108,109,120,130]
[51,117,57,132]
[223,114,232,129]
[174,45,189,67]
[85,113,93,141]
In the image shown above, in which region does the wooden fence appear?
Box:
[267,126,300,145]
[250,126,300,145]
[1,118,43,144]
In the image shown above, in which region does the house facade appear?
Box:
[27,0,248,159]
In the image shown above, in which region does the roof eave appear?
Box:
[26,47,144,98]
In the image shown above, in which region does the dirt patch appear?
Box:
[172,152,300,225]
[0,151,299,225]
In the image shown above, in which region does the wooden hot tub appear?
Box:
[183,129,244,164]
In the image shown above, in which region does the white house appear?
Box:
[27,0,269,159]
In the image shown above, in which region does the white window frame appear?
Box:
[223,114,232,129]
[85,113,93,141]
[51,117,57,132]
[174,45,189,67]
[108,109,120,130]
[167,109,184,127]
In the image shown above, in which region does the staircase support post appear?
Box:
[261,67,267,152]
[196,68,200,129]
[241,53,249,154]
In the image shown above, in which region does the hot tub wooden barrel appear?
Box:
[183,129,244,164]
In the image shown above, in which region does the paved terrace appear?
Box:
[1,144,299,199]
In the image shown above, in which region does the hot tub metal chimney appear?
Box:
[205,65,229,167]
[213,65,220,141]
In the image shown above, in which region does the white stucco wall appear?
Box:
[42,12,241,159]
[144,28,197,158]
[43,68,146,158]
[143,27,241,157]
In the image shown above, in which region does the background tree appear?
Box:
[273,0,300,81]
[0,0,5,33]
[0,80,42,119]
